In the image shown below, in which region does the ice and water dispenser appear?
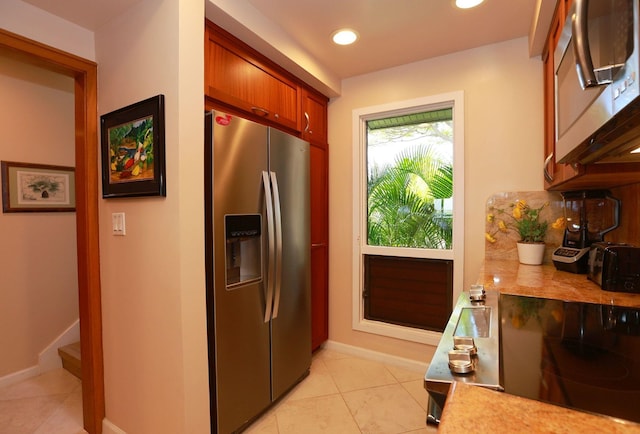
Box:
[225,214,262,288]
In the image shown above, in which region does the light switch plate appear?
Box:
[112,212,126,235]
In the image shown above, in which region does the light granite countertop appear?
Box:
[439,381,640,433]
[437,258,640,432]
[480,258,640,308]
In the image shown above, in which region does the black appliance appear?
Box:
[588,242,640,292]
[424,291,640,426]
[552,190,620,273]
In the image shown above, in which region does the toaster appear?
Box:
[587,242,640,293]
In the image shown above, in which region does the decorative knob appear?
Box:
[448,349,476,374]
[453,336,477,356]
[469,284,486,301]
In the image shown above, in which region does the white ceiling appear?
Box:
[245,0,538,79]
[22,0,546,87]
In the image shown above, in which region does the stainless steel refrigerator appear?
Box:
[204,111,311,433]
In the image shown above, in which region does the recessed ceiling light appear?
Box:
[455,0,484,9]
[332,29,358,46]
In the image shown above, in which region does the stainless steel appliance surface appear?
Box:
[424,290,501,424]
[425,291,640,426]
[588,242,640,292]
[554,0,640,164]
[205,111,311,433]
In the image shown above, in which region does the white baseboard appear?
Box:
[0,319,80,388]
[322,340,430,373]
[103,418,127,434]
[39,319,80,372]
[0,365,41,389]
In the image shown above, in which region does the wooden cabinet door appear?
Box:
[310,143,329,349]
[205,19,329,350]
[311,245,328,350]
[205,22,300,132]
[310,144,328,246]
[543,1,580,189]
[302,88,328,146]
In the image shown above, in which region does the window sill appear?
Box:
[352,318,443,346]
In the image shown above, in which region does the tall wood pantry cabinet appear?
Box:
[205,20,329,350]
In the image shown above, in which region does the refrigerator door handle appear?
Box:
[270,171,283,319]
[262,171,275,323]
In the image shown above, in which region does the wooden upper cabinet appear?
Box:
[205,21,300,132]
[205,19,330,350]
[543,2,578,189]
[301,87,328,146]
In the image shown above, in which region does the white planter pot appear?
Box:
[516,242,545,265]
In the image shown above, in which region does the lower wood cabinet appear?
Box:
[310,142,329,349]
[311,246,328,350]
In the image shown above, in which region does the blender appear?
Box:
[552,190,620,273]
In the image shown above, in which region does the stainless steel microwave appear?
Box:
[554,0,640,164]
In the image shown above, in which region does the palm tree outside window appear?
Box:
[352,93,464,342]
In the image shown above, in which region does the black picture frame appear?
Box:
[100,94,166,198]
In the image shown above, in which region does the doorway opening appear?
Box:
[0,29,104,433]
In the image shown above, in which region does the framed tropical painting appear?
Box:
[100,94,166,198]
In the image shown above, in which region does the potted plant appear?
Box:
[485,199,564,265]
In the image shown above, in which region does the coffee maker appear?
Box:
[552,190,620,273]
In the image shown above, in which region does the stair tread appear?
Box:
[58,341,81,380]
[58,341,81,360]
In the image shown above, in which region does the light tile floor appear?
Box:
[245,347,437,434]
[0,368,85,434]
[0,348,436,434]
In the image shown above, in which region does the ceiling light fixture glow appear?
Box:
[332,29,358,45]
[455,0,484,9]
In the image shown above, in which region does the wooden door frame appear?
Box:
[0,29,105,434]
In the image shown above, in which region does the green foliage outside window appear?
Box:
[367,145,453,249]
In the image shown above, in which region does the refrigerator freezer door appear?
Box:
[268,128,312,401]
[210,112,271,433]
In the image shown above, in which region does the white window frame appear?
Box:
[351,92,465,345]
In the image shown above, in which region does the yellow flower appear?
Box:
[498,220,508,232]
[551,217,566,230]
[487,213,494,223]
[516,200,527,209]
[512,206,522,219]
[485,232,497,243]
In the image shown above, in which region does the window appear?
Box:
[352,92,464,345]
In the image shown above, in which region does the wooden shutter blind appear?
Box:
[364,255,453,332]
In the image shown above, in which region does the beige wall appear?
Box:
[3,0,209,432]
[95,0,208,432]
[2,1,547,431]
[0,51,78,376]
[327,37,544,363]
[0,0,95,61]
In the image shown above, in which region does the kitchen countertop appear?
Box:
[479,258,640,308]
[439,381,640,433]
[437,258,640,432]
